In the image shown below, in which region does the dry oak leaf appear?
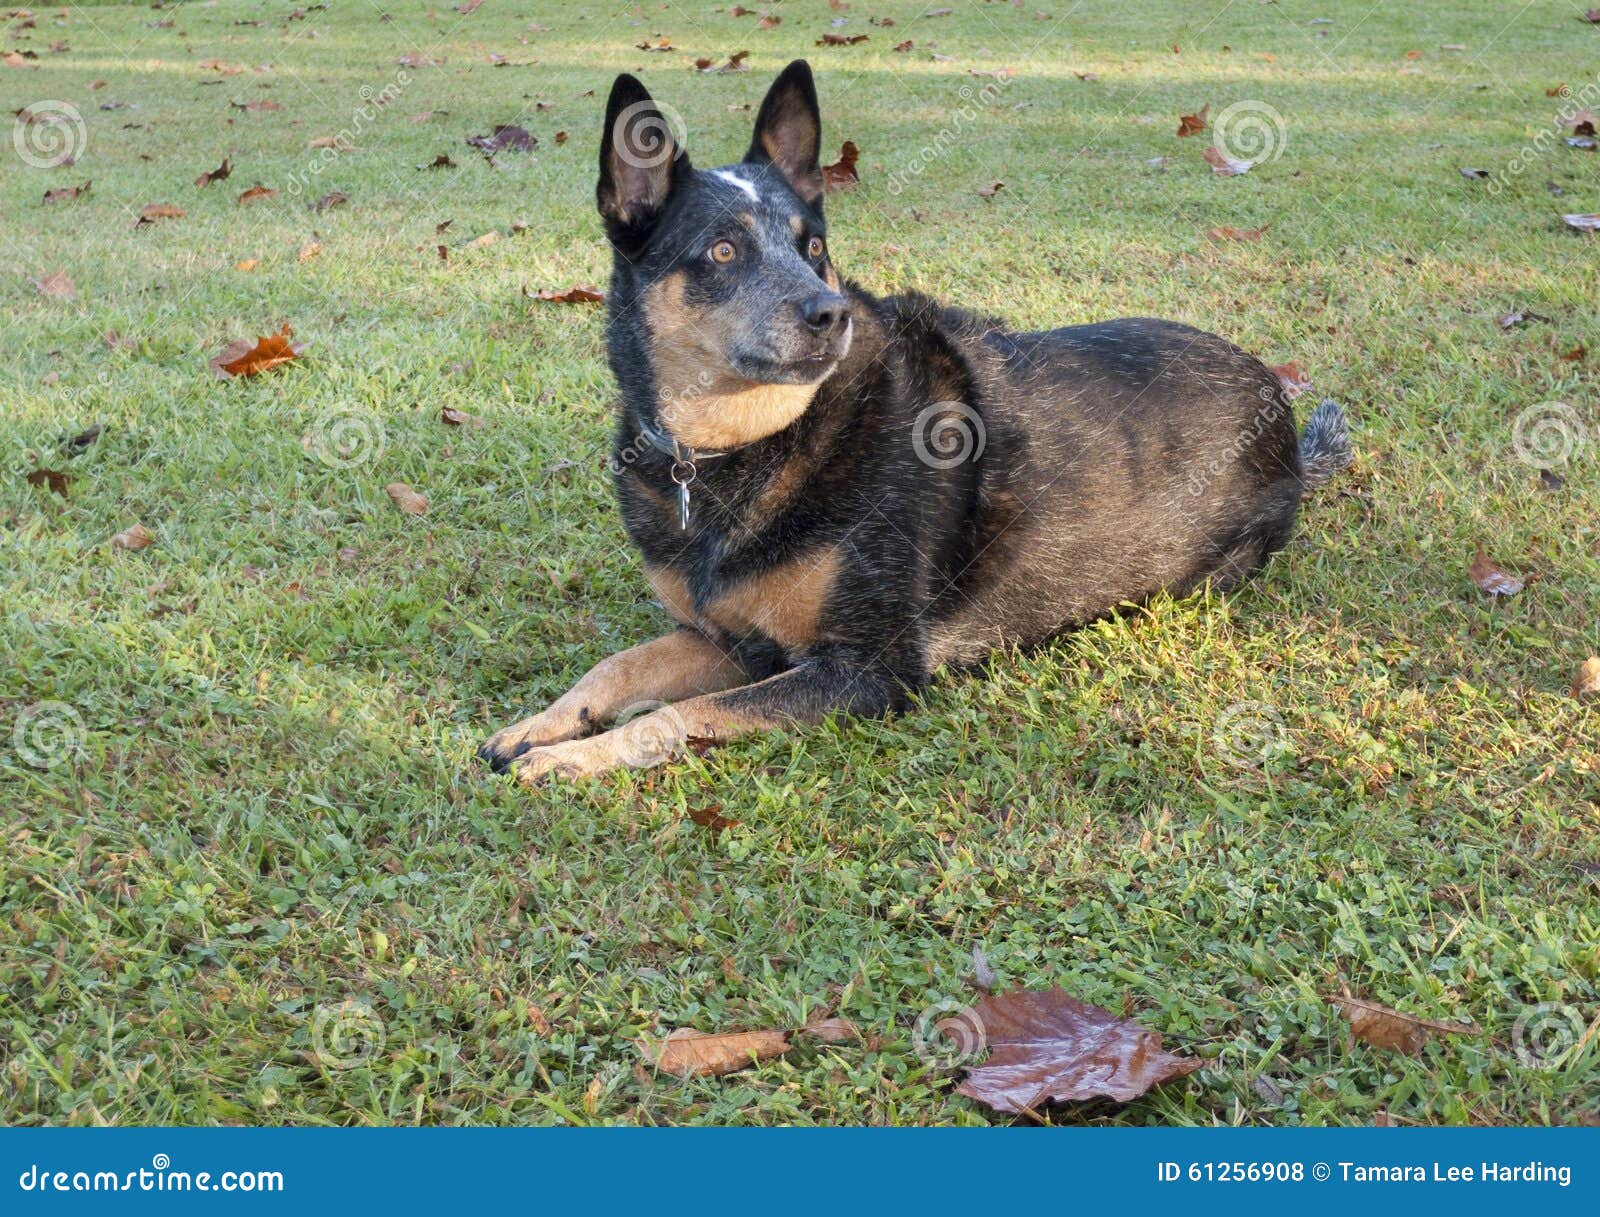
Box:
[1329,996,1479,1056]
[1207,223,1269,242]
[533,284,604,304]
[954,987,1201,1114]
[194,157,232,187]
[237,182,277,205]
[209,325,301,378]
[1573,656,1600,699]
[638,1027,791,1077]
[822,140,859,191]
[1469,547,1524,597]
[111,522,154,551]
[32,269,75,299]
[1202,145,1250,175]
[385,482,429,515]
[1177,102,1209,137]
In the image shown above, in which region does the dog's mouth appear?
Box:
[729,324,852,384]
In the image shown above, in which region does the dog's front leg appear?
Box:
[479,628,746,772]
[510,654,902,783]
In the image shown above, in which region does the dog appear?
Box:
[480,60,1350,783]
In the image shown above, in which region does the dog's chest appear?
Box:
[646,548,840,654]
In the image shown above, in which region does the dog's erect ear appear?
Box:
[744,59,823,207]
[597,73,689,239]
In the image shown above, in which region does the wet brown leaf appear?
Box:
[209,325,302,378]
[1469,547,1525,597]
[822,140,859,191]
[638,1027,790,1076]
[194,157,232,187]
[26,468,70,496]
[385,482,430,515]
[237,182,277,205]
[1329,996,1479,1055]
[1573,657,1600,699]
[954,987,1200,1113]
[532,284,604,304]
[110,522,153,551]
[1177,102,1209,137]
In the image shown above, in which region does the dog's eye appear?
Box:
[807,235,825,260]
[708,240,737,264]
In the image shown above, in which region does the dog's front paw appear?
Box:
[478,709,585,773]
[511,738,615,785]
[508,707,690,785]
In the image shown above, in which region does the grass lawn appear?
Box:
[3,0,1598,1127]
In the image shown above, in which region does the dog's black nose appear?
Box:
[799,291,851,335]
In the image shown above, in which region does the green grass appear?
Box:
[3,0,1598,1127]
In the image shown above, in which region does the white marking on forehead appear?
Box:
[712,169,760,203]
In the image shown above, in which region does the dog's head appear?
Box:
[597,60,852,449]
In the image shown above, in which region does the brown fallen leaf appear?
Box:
[532,284,605,304]
[385,482,429,515]
[237,183,277,205]
[231,98,282,112]
[800,1017,861,1044]
[461,230,500,250]
[892,39,913,52]
[977,181,1005,198]
[209,325,302,378]
[297,240,323,261]
[308,135,344,149]
[1207,223,1269,242]
[111,522,154,551]
[1329,995,1479,1055]
[1202,145,1250,175]
[815,33,868,46]
[234,258,259,272]
[419,153,457,169]
[687,804,739,832]
[635,36,673,52]
[194,157,232,187]
[440,405,484,428]
[954,987,1200,1113]
[466,124,535,154]
[26,468,70,497]
[313,190,348,212]
[66,424,104,452]
[1177,102,1209,137]
[32,270,75,299]
[554,130,567,144]
[139,203,185,221]
[1559,343,1587,361]
[1469,547,1525,597]
[758,14,780,28]
[822,140,859,191]
[43,181,91,203]
[1572,657,1600,698]
[638,1027,791,1076]
[1561,213,1600,231]
[1267,361,1312,398]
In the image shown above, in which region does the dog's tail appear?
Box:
[1299,398,1352,492]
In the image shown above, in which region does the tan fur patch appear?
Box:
[646,564,697,627]
[706,547,841,652]
[644,271,820,449]
[823,265,840,291]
